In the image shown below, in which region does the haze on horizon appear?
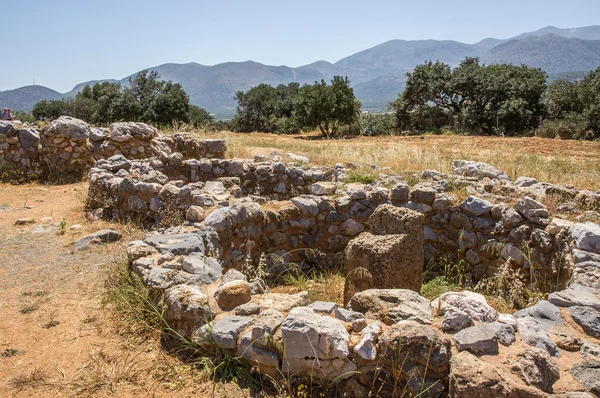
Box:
[3,0,600,92]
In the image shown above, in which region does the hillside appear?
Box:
[482,34,600,75]
[3,25,600,116]
[0,85,63,112]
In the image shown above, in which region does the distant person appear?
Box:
[1,108,6,120]
[6,109,14,121]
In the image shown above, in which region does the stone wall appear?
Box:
[0,117,226,175]
[124,207,600,397]
[88,155,600,286]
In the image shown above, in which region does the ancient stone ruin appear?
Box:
[4,116,600,396]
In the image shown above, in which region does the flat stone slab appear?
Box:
[514,300,563,332]
[334,308,364,322]
[311,301,338,314]
[212,315,254,349]
[74,229,122,250]
[453,324,499,355]
[569,306,600,338]
[548,285,600,311]
[516,316,559,356]
[145,233,204,255]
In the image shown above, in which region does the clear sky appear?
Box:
[3,0,599,92]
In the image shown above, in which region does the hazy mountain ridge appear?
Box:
[2,25,600,117]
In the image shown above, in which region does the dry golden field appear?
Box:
[189,131,600,191]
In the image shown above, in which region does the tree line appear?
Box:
[232,76,361,138]
[232,58,600,139]
[32,70,216,128]
[392,57,600,139]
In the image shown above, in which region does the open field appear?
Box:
[190,132,600,191]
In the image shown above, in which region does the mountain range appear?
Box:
[2,25,600,118]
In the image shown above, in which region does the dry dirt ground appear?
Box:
[0,183,250,398]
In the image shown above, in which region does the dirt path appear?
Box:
[0,183,248,398]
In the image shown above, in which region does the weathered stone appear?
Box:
[109,122,157,142]
[145,233,203,255]
[310,301,338,314]
[334,307,364,322]
[258,292,308,312]
[234,302,260,316]
[367,204,424,236]
[46,116,90,140]
[74,229,122,250]
[453,160,511,180]
[569,306,600,338]
[516,316,559,356]
[185,206,205,222]
[310,182,336,196]
[573,262,600,289]
[460,196,492,216]
[571,222,600,255]
[281,307,355,380]
[379,322,451,384]
[390,182,410,202]
[211,315,254,349]
[486,321,516,346]
[215,280,251,311]
[237,332,279,374]
[449,351,545,398]
[290,196,319,217]
[127,243,158,263]
[453,324,499,355]
[164,284,212,337]
[18,129,40,147]
[354,321,381,360]
[514,300,563,332]
[410,186,436,205]
[432,291,497,322]
[442,307,473,333]
[548,284,600,311]
[508,347,560,393]
[570,360,600,395]
[349,289,432,325]
[516,197,550,225]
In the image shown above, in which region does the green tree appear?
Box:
[232,83,277,132]
[294,76,361,138]
[187,105,214,128]
[32,99,67,120]
[394,58,547,135]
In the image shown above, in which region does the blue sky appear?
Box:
[3,0,599,92]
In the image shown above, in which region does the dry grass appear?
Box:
[185,131,600,191]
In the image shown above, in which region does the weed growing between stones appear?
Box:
[56,218,67,235]
[2,348,18,358]
[343,169,378,185]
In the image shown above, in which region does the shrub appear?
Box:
[536,117,592,140]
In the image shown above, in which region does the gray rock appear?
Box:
[547,218,573,235]
[310,301,338,314]
[334,308,364,322]
[515,197,550,225]
[573,262,600,289]
[181,253,222,284]
[571,222,600,255]
[17,129,39,147]
[349,289,432,325]
[573,250,600,264]
[46,116,90,140]
[432,291,497,322]
[442,307,473,333]
[390,182,410,202]
[0,121,18,136]
[569,306,600,338]
[460,196,492,216]
[486,322,516,346]
[516,316,559,356]
[514,300,563,332]
[109,122,157,142]
[290,196,319,217]
[249,308,284,345]
[235,302,261,316]
[145,233,204,255]
[211,315,254,349]
[453,324,499,355]
[453,160,510,181]
[501,206,524,229]
[141,267,191,293]
[410,186,436,205]
[258,292,308,313]
[74,229,122,250]
[97,155,132,172]
[354,321,382,360]
[508,347,560,393]
[89,127,108,142]
[281,307,355,380]
[570,360,600,395]
[164,284,212,337]
[310,182,336,196]
[548,284,600,311]
[514,176,538,187]
[237,332,279,373]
